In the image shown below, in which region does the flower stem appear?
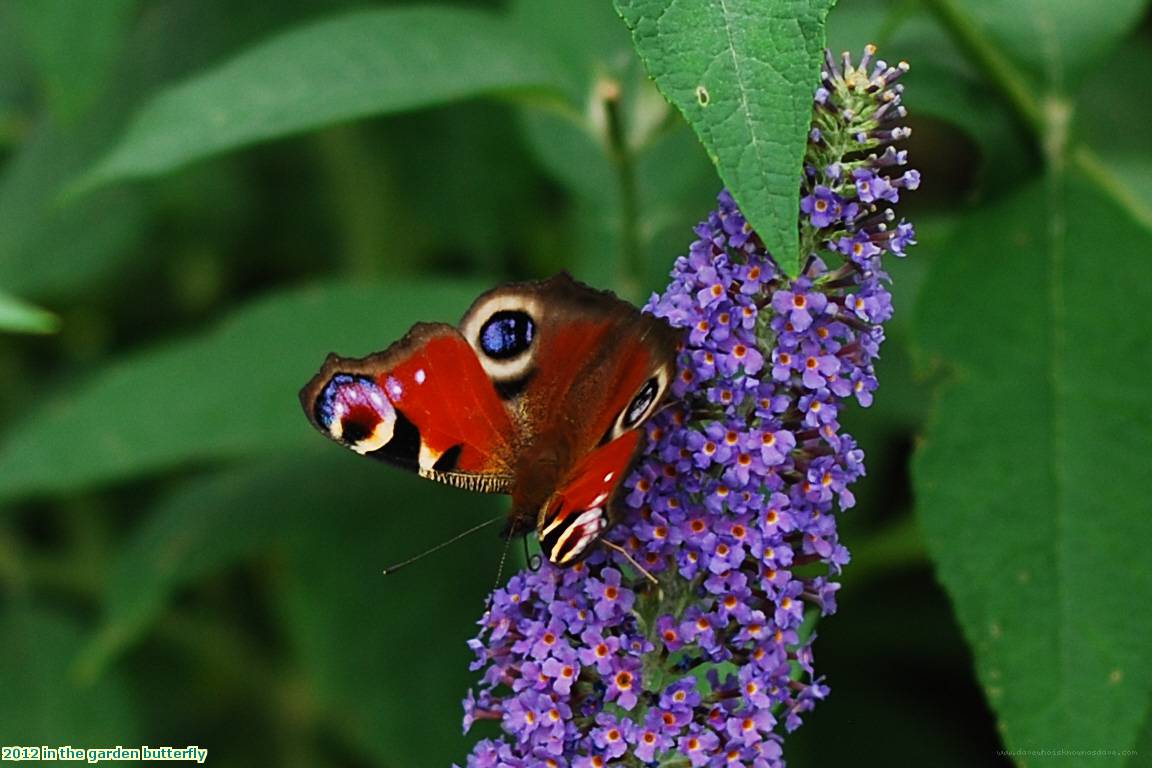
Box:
[920,0,1046,140]
[1072,145,1152,232]
[602,78,644,301]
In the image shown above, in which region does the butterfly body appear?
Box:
[300,274,679,565]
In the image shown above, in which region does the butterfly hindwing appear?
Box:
[536,431,642,565]
[456,274,679,562]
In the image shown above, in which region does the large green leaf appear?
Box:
[0,118,148,300]
[615,0,835,277]
[0,280,487,501]
[0,290,58,334]
[82,7,566,187]
[912,177,1152,761]
[0,605,139,747]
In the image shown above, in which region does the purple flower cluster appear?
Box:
[462,46,916,767]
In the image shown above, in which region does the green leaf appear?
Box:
[0,280,487,501]
[1130,702,1152,768]
[82,7,566,188]
[0,605,139,746]
[615,0,835,277]
[0,118,149,300]
[0,290,58,334]
[1074,36,1152,216]
[12,0,138,123]
[912,177,1152,761]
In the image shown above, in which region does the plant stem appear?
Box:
[922,0,1152,236]
[1072,145,1152,232]
[920,0,1046,140]
[602,78,644,301]
[314,124,403,279]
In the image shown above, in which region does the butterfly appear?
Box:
[299,273,680,566]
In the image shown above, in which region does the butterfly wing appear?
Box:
[536,431,644,565]
[455,274,679,562]
[300,323,517,493]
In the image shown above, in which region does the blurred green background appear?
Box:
[1,1,1149,766]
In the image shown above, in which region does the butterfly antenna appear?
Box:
[382,515,504,576]
[602,540,659,586]
[493,525,516,589]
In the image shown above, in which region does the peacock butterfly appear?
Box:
[299,273,680,566]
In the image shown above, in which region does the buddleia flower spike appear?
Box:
[461,46,918,768]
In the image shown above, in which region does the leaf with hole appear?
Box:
[615,0,835,277]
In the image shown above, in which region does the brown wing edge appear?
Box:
[460,272,670,335]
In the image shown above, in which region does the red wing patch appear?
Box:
[301,325,516,493]
[536,431,641,564]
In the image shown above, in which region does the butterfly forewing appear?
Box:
[300,323,517,493]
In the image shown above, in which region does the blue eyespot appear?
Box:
[479,311,535,360]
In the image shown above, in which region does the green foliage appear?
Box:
[904,2,1152,764]
[932,0,1149,92]
[83,7,567,187]
[616,0,835,276]
[82,453,503,766]
[0,0,373,300]
[1,0,1150,766]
